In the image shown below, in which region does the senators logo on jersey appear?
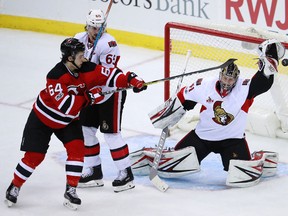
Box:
[212,101,234,125]
[108,41,117,47]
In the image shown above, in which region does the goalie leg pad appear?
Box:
[259,151,279,177]
[131,147,200,178]
[226,155,264,187]
[156,147,200,178]
[130,149,150,175]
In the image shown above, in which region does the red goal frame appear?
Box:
[164,22,288,101]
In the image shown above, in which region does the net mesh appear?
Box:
[165,22,288,138]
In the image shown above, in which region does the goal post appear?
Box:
[164,21,288,139]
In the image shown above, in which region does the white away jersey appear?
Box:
[181,77,251,141]
[74,32,121,103]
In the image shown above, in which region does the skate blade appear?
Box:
[113,181,135,193]
[63,199,79,211]
[4,199,14,207]
[78,180,104,188]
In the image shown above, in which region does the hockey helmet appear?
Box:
[86,9,106,29]
[60,38,85,61]
[219,62,240,96]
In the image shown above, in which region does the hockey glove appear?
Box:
[258,56,278,77]
[84,87,104,105]
[127,72,147,93]
[148,95,185,129]
[257,39,285,62]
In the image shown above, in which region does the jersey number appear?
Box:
[48,83,63,96]
[106,54,119,66]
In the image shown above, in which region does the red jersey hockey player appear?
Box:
[5,38,146,210]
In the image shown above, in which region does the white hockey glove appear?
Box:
[257,39,285,77]
[148,95,186,129]
[258,56,279,77]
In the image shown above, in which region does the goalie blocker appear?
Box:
[148,95,186,129]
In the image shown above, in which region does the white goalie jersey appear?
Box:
[179,76,251,141]
[74,32,121,103]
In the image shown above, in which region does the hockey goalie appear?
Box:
[131,39,284,187]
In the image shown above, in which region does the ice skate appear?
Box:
[63,184,81,210]
[5,183,20,207]
[112,167,135,193]
[78,165,104,188]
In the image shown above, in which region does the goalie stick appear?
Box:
[101,58,237,95]
[88,0,113,61]
[149,50,192,192]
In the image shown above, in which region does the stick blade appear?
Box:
[224,58,238,66]
[149,168,169,192]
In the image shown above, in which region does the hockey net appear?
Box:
[164,22,288,139]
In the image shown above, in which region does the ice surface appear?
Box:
[0,29,287,216]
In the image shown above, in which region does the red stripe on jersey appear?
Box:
[177,87,186,104]
[33,104,71,129]
[241,98,254,113]
[84,143,100,157]
[110,144,129,161]
[114,56,120,67]
[200,105,207,113]
[113,92,119,132]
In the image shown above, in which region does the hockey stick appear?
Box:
[101,58,237,95]
[149,50,192,192]
[88,0,113,61]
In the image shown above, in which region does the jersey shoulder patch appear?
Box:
[108,40,117,47]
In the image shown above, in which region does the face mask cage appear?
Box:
[219,64,240,95]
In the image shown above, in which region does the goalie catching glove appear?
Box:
[127,72,147,93]
[257,39,285,77]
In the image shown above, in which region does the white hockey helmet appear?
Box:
[86,9,106,29]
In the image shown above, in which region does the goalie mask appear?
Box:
[219,63,240,97]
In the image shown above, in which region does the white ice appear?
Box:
[0,29,288,216]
